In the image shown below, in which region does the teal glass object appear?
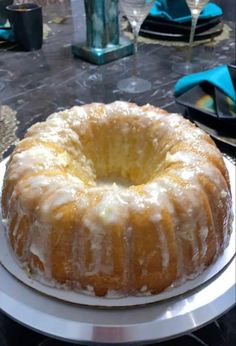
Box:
[72,0,133,65]
[85,0,119,48]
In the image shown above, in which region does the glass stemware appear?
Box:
[0,81,4,92]
[0,69,12,91]
[174,0,209,75]
[0,70,5,91]
[117,0,155,93]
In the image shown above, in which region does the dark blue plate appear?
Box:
[140,20,223,42]
[175,65,236,139]
[141,15,222,35]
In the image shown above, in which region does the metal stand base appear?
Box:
[72,38,133,65]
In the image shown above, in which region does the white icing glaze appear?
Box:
[221,190,228,198]
[8,146,59,181]
[166,151,203,164]
[157,226,170,269]
[200,226,209,258]
[30,243,45,265]
[93,190,128,225]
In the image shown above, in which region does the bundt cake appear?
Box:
[1,101,233,297]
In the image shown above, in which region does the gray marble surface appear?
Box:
[0,1,235,345]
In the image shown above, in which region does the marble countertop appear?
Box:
[0,1,235,345]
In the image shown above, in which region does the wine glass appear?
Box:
[0,69,12,91]
[117,0,155,93]
[0,82,4,92]
[174,0,209,75]
[0,71,5,91]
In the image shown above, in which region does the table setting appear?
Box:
[0,1,235,345]
[175,63,236,146]
[140,0,224,42]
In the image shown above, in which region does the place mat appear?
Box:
[0,105,18,159]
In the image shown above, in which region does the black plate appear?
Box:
[141,15,222,35]
[140,20,223,42]
[194,120,236,148]
[215,88,236,120]
[175,65,236,142]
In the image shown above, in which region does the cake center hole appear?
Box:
[96,175,133,188]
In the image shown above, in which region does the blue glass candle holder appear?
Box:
[72,0,133,65]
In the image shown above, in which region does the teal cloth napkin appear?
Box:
[150,1,223,22]
[174,65,236,102]
[0,28,14,42]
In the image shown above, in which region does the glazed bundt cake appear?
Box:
[1,102,233,297]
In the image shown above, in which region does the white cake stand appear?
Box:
[0,257,235,344]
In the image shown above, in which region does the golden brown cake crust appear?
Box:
[1,102,233,297]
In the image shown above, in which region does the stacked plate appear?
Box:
[140,14,223,41]
[175,64,236,148]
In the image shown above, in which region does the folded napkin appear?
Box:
[174,65,236,102]
[150,1,223,23]
[0,28,14,42]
